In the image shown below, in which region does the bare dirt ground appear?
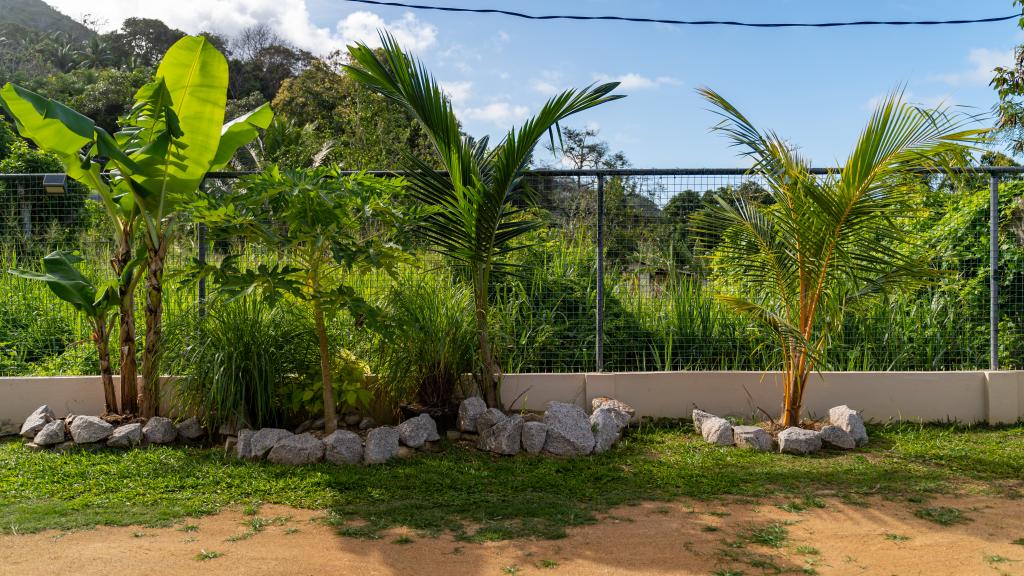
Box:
[2,494,1023,576]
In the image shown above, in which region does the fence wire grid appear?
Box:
[1,167,1022,377]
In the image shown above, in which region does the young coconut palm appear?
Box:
[697,88,986,427]
[345,32,623,407]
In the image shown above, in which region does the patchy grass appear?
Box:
[745,522,789,548]
[914,506,970,526]
[1,422,1022,541]
[884,533,912,542]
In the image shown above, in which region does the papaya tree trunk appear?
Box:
[94,318,118,415]
[140,237,168,418]
[111,234,138,415]
[314,302,337,435]
[472,272,501,408]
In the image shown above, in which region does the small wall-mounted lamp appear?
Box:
[42,173,67,195]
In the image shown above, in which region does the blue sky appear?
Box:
[307,0,1021,167]
[53,0,1023,167]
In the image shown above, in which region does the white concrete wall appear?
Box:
[2,371,1021,434]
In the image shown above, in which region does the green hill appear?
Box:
[0,0,93,40]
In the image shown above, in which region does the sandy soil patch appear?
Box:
[2,494,1023,575]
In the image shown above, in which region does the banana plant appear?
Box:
[0,35,273,416]
[345,32,623,407]
[9,251,121,413]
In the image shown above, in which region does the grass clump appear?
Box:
[884,533,911,542]
[914,506,969,526]
[745,522,789,548]
[195,550,223,561]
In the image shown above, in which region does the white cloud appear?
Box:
[931,48,1014,86]
[498,30,510,42]
[336,11,436,52]
[462,102,530,126]
[439,80,473,105]
[592,72,681,90]
[44,1,436,55]
[530,70,563,95]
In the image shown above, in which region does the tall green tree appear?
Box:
[696,87,984,426]
[345,32,623,407]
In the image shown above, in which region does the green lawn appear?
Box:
[1,422,1021,540]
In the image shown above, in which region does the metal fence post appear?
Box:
[596,174,605,372]
[990,172,1000,370]
[197,180,208,320]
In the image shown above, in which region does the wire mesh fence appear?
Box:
[1,167,1021,376]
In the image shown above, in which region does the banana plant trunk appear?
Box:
[94,318,118,415]
[112,235,139,415]
[472,274,501,408]
[314,302,337,435]
[140,237,168,418]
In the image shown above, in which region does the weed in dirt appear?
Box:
[915,506,969,526]
[284,528,299,535]
[195,550,223,561]
[502,566,521,575]
[1012,538,1024,546]
[131,531,148,538]
[242,504,260,516]
[885,533,912,542]
[711,570,744,576]
[392,536,414,545]
[178,524,199,533]
[703,525,720,532]
[225,531,255,542]
[538,559,558,568]
[795,545,819,555]
[746,522,789,548]
[778,495,826,513]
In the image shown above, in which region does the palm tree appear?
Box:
[79,36,113,69]
[345,32,623,407]
[696,88,986,427]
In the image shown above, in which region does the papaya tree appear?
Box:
[9,251,120,413]
[0,35,273,416]
[192,166,412,434]
[345,32,623,407]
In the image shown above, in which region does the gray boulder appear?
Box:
[267,432,324,465]
[591,397,636,424]
[591,407,628,453]
[778,427,822,455]
[543,401,595,456]
[733,425,774,452]
[69,415,113,444]
[828,405,869,447]
[344,412,362,427]
[107,423,143,448]
[458,396,488,432]
[20,405,55,438]
[478,414,523,455]
[476,408,507,433]
[692,409,715,434]
[358,417,376,430]
[819,425,856,450]
[175,417,204,441]
[224,436,238,454]
[364,426,400,464]
[521,421,547,455]
[143,417,177,444]
[701,416,734,446]
[249,428,293,459]
[33,420,65,446]
[236,429,255,459]
[323,430,363,465]
[397,414,440,448]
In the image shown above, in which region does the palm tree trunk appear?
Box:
[314,302,337,435]
[112,235,138,415]
[95,319,118,415]
[472,276,501,408]
[140,238,168,418]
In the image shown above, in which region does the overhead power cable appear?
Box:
[344,0,1018,28]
